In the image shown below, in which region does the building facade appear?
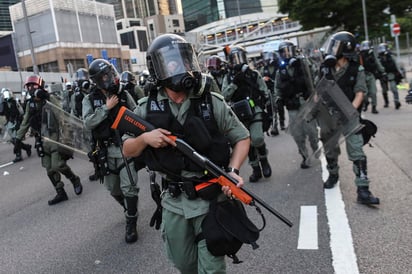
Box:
[10,0,124,73]
[181,0,278,31]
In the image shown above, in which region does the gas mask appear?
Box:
[162,71,201,94]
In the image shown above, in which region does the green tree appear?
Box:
[278,0,411,39]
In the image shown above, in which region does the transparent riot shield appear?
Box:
[41,101,92,159]
[288,76,363,166]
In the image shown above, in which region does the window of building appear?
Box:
[64,59,86,72]
[130,20,141,27]
[120,31,137,49]
[117,22,123,30]
[172,20,180,27]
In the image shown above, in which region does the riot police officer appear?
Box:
[221,46,272,182]
[321,31,379,205]
[377,43,402,109]
[206,55,227,91]
[259,50,281,136]
[275,40,319,168]
[15,75,83,205]
[72,68,91,118]
[0,88,31,162]
[82,59,139,243]
[122,33,250,274]
[358,40,386,113]
[62,82,74,113]
[120,70,144,103]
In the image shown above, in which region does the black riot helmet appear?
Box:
[227,46,248,66]
[359,40,372,52]
[278,40,296,61]
[206,55,223,71]
[120,71,136,90]
[120,71,136,85]
[75,68,90,90]
[325,31,357,59]
[139,70,150,86]
[89,59,120,93]
[146,33,201,93]
[377,43,389,56]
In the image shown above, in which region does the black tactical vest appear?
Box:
[89,88,130,142]
[278,59,308,110]
[144,89,231,177]
[336,61,359,104]
[360,51,378,74]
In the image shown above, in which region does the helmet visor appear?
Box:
[279,45,296,60]
[230,50,247,65]
[325,38,345,57]
[94,66,119,90]
[150,43,200,81]
[262,52,274,61]
[359,41,370,51]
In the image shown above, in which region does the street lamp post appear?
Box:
[362,0,369,40]
[22,0,39,74]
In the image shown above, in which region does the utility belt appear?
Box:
[162,177,222,201]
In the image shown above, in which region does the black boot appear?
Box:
[371,105,379,114]
[324,174,339,189]
[23,144,32,157]
[70,176,83,195]
[12,139,23,162]
[270,126,279,136]
[125,216,138,243]
[383,93,389,108]
[249,165,262,182]
[357,186,380,205]
[260,158,272,177]
[125,196,138,243]
[13,152,23,163]
[48,188,68,205]
[300,155,309,169]
[89,173,100,181]
[395,101,401,110]
[257,145,271,177]
[363,100,369,112]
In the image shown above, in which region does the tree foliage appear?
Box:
[278,0,412,39]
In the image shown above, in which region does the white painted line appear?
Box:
[297,205,318,250]
[321,155,359,274]
[0,161,14,169]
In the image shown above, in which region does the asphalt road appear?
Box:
[1,75,411,274]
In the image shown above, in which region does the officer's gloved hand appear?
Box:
[34,89,49,100]
[149,207,162,230]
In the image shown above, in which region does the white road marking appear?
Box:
[0,161,14,169]
[321,155,359,274]
[297,205,318,250]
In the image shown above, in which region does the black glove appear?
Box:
[149,175,162,230]
[149,207,162,230]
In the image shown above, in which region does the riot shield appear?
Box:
[41,101,92,159]
[288,76,363,165]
